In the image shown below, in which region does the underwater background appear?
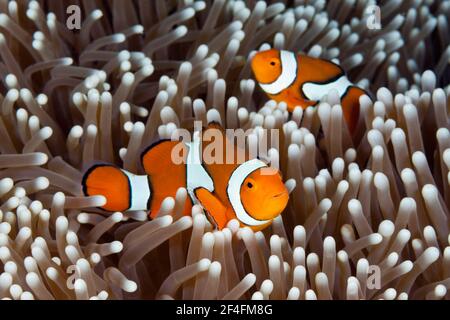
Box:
[0,0,449,300]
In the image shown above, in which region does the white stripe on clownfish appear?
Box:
[121,169,151,211]
[301,75,353,101]
[227,158,271,226]
[186,130,215,204]
[258,50,298,95]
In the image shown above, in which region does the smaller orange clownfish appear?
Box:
[251,49,368,134]
[82,124,290,231]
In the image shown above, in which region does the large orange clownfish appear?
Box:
[82,124,290,231]
[251,49,368,133]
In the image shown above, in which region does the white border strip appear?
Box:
[302,75,352,101]
[186,131,214,203]
[259,50,297,95]
[122,170,151,211]
[227,159,271,226]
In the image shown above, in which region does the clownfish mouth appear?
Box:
[251,191,289,221]
[273,191,288,198]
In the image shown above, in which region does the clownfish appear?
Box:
[251,49,368,133]
[82,124,290,231]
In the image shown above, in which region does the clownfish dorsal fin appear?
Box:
[202,120,247,164]
[202,120,228,145]
[205,121,224,132]
[140,139,186,175]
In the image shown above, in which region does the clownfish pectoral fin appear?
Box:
[141,139,184,175]
[285,93,317,112]
[194,187,228,230]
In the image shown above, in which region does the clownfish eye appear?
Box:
[269,61,276,66]
[247,182,253,188]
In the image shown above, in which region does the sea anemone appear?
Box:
[0,0,449,300]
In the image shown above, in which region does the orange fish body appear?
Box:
[82,124,289,231]
[251,49,367,133]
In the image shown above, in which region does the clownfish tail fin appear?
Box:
[82,164,151,212]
